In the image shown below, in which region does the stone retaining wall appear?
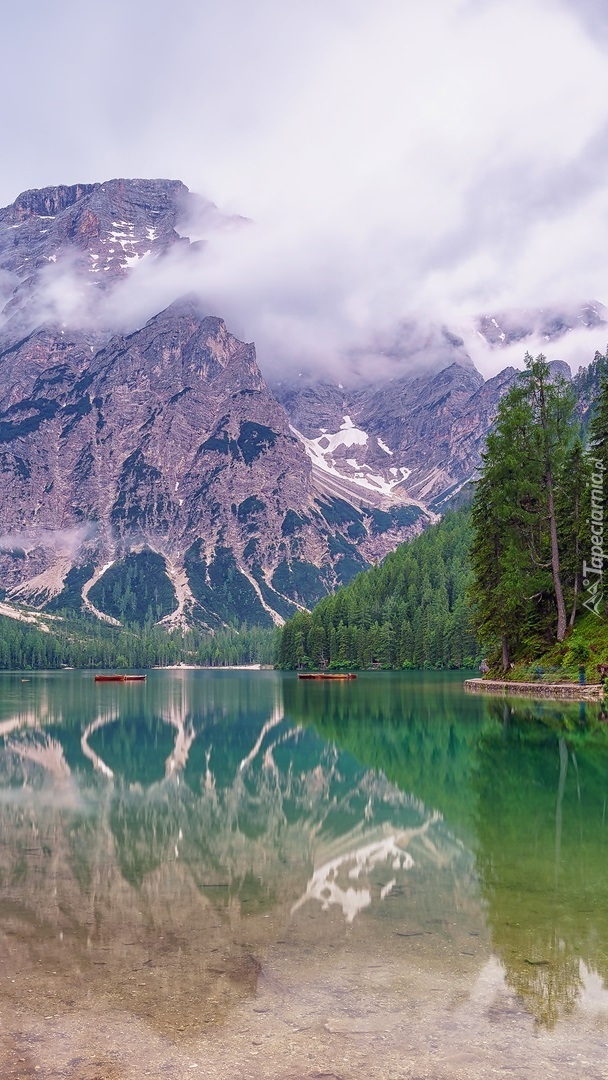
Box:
[464,678,604,700]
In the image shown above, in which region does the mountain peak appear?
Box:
[10,183,99,219]
[6,177,188,211]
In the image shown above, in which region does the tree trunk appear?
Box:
[569,572,579,628]
[501,635,510,671]
[536,368,567,642]
[546,465,567,641]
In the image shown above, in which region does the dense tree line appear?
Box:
[277,509,478,670]
[470,352,608,670]
[278,350,608,673]
[0,616,278,670]
[191,624,278,666]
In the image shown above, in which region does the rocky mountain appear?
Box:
[0,180,442,627]
[275,352,586,515]
[1,295,416,628]
[274,363,520,510]
[475,302,607,350]
[0,178,596,630]
[0,179,188,341]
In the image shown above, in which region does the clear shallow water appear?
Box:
[0,670,607,1078]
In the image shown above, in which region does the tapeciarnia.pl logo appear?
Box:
[582,459,606,617]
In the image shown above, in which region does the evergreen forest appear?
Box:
[279,350,608,675]
[0,616,278,671]
[469,352,608,673]
[277,508,478,670]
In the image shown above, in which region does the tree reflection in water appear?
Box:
[296,675,608,1030]
[1,670,608,1035]
[472,698,608,1029]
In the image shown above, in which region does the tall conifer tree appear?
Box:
[469,355,576,666]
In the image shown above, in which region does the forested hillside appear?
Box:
[277,509,477,670]
[0,616,277,670]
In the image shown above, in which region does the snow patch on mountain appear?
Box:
[314,415,368,454]
[377,437,393,456]
[292,418,411,500]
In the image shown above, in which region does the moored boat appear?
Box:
[94,674,147,682]
[298,672,357,680]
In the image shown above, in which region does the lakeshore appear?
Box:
[464,677,605,700]
[158,663,268,670]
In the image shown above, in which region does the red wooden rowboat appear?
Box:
[298,673,357,680]
[94,674,147,682]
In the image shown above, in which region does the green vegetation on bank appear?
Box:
[0,614,278,670]
[500,610,608,684]
[470,351,608,676]
[277,508,478,670]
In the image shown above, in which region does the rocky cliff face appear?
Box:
[0,177,558,628]
[0,179,194,339]
[0,295,404,627]
[274,362,520,512]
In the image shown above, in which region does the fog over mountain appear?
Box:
[1,175,603,632]
[1,1,607,628]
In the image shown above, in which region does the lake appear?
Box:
[0,669,607,1079]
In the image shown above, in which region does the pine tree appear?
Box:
[523,354,574,641]
[469,387,540,667]
[469,354,576,666]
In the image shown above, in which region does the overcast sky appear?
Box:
[2,0,608,377]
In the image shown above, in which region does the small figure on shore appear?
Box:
[480,659,489,676]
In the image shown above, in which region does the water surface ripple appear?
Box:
[0,670,607,1078]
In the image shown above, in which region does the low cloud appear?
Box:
[463,324,608,381]
[1,0,608,382]
[23,205,608,386]
[0,525,98,557]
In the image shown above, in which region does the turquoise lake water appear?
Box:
[0,669,607,1078]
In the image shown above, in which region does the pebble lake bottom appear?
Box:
[0,669,607,1079]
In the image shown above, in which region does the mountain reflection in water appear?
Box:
[0,669,607,1049]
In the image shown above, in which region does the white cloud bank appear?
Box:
[1,0,607,378]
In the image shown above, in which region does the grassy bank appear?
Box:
[486,612,608,684]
